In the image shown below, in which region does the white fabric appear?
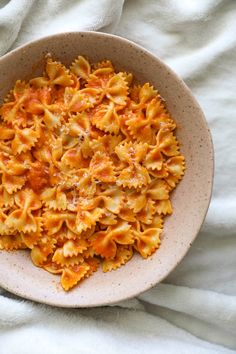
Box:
[0,0,236,353]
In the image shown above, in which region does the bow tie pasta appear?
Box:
[0,56,185,291]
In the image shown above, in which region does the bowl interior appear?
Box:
[0,32,213,307]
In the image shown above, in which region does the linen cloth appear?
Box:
[0,0,236,353]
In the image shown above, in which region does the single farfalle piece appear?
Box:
[0,153,27,194]
[67,112,90,138]
[76,207,104,233]
[125,110,156,144]
[52,248,84,267]
[134,227,162,258]
[142,127,179,172]
[87,67,128,105]
[11,118,41,155]
[43,210,77,235]
[61,263,90,291]
[147,179,170,201]
[62,238,88,257]
[144,148,163,171]
[91,102,120,134]
[61,120,92,156]
[46,58,74,86]
[117,164,150,189]
[23,86,52,113]
[129,83,158,110]
[70,56,91,80]
[30,58,74,87]
[40,186,68,211]
[90,134,123,155]
[115,142,150,188]
[102,246,133,272]
[126,188,147,213]
[165,155,186,189]
[64,87,92,113]
[146,97,176,130]
[138,83,158,106]
[20,217,43,249]
[86,67,114,90]
[115,141,148,165]
[100,186,125,214]
[156,127,179,157]
[129,99,170,141]
[90,151,116,183]
[22,88,63,130]
[6,189,42,233]
[146,97,165,120]
[106,74,128,106]
[91,220,134,259]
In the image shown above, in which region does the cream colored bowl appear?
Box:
[0,32,214,307]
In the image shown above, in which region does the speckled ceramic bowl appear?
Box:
[0,32,214,307]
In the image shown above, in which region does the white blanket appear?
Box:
[0,0,236,353]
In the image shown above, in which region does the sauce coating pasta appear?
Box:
[0,56,185,291]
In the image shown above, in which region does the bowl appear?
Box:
[0,32,214,307]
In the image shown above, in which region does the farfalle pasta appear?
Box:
[0,55,185,291]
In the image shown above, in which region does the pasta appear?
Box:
[0,55,185,291]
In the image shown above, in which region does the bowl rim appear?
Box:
[0,31,214,307]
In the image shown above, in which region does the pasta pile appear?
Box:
[0,56,185,291]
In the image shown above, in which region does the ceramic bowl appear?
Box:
[0,32,214,307]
